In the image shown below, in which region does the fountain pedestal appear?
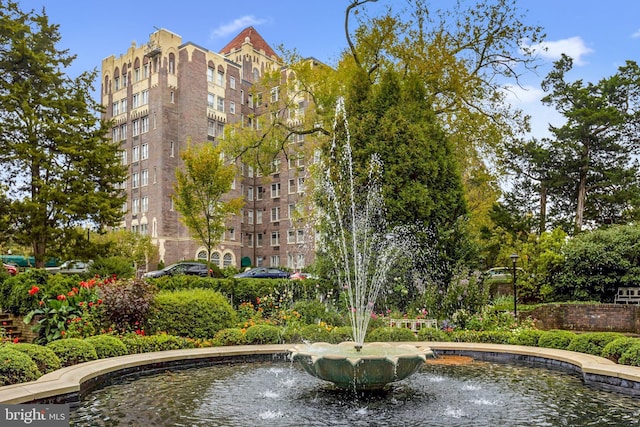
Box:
[289,341,434,390]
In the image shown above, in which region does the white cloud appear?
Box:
[210,15,267,40]
[502,84,544,104]
[522,36,594,66]
[633,28,640,38]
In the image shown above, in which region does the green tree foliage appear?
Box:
[540,55,640,233]
[173,141,244,266]
[552,225,640,302]
[0,2,127,267]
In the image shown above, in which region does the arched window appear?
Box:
[168,53,176,74]
[211,252,221,267]
[223,253,233,267]
[197,250,208,261]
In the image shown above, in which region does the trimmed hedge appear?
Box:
[537,330,577,349]
[619,342,640,366]
[245,324,281,344]
[9,343,61,374]
[84,335,128,359]
[46,338,98,367]
[330,326,354,343]
[212,328,247,346]
[299,324,332,343]
[366,327,416,342]
[147,289,237,339]
[417,327,452,342]
[602,337,639,363]
[566,332,625,356]
[510,329,545,347]
[119,334,195,354]
[0,346,41,385]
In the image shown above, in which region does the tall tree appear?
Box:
[0,1,127,267]
[173,142,244,269]
[541,55,640,233]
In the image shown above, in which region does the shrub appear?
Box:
[119,333,195,354]
[566,332,625,356]
[292,300,345,327]
[147,289,236,339]
[97,278,158,334]
[0,346,41,385]
[619,342,640,366]
[46,338,98,367]
[89,256,135,279]
[474,330,513,344]
[366,327,416,342]
[537,330,577,349]
[244,324,281,344]
[299,324,332,343]
[602,337,640,363]
[84,335,128,359]
[510,329,545,347]
[417,327,451,342]
[212,328,247,346]
[449,330,481,342]
[10,343,61,374]
[330,326,354,343]
[0,270,72,315]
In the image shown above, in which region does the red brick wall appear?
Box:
[528,303,640,333]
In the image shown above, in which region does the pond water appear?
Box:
[70,358,640,427]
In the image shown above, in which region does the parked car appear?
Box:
[3,263,17,276]
[143,262,210,278]
[289,272,318,280]
[58,260,93,275]
[234,267,290,279]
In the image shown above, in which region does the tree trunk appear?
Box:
[539,184,547,234]
[575,146,590,233]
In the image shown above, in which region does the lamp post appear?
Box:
[510,253,519,320]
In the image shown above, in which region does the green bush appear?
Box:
[119,333,195,354]
[46,338,98,367]
[299,324,332,343]
[0,270,72,315]
[330,326,354,343]
[89,256,135,279]
[9,343,61,373]
[510,329,545,347]
[292,300,345,327]
[84,335,128,359]
[566,332,625,356]
[474,330,513,344]
[537,330,577,349]
[0,346,41,385]
[449,330,481,342]
[417,327,452,342]
[602,337,640,363]
[244,324,281,344]
[618,342,640,366]
[212,328,247,346]
[366,327,416,342]
[147,289,236,339]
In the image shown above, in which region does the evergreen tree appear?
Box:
[0,1,127,266]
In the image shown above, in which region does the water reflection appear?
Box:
[71,359,640,426]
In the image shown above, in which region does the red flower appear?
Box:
[56,294,66,301]
[97,299,103,304]
[12,337,19,344]
[28,286,40,295]
[39,300,44,306]
[78,301,84,306]
[88,301,94,307]
[67,291,75,297]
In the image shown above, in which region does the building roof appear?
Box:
[219,26,279,59]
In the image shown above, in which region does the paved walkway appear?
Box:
[1,341,639,404]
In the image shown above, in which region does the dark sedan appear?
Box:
[143,262,210,278]
[234,267,290,279]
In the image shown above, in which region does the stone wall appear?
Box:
[528,303,640,333]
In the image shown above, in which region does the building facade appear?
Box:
[100,27,314,271]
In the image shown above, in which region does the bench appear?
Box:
[389,318,437,332]
[614,287,640,304]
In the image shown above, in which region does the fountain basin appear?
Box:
[289,341,434,390]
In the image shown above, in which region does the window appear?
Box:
[256,210,262,225]
[168,53,175,74]
[247,209,253,225]
[112,102,119,116]
[217,96,224,112]
[211,252,221,266]
[257,233,263,247]
[207,66,214,82]
[298,177,305,193]
[271,182,280,198]
[208,93,215,108]
[229,228,235,240]
[246,233,253,247]
[256,186,264,200]
[170,141,175,157]
[222,253,232,267]
[230,76,236,89]
[141,196,148,212]
[132,119,140,136]
[271,207,280,222]
[132,172,139,188]
[240,89,244,104]
[248,94,253,108]
[197,250,208,261]
[271,159,281,174]
[132,92,140,108]
[122,73,128,87]
[114,77,120,91]
[143,63,149,78]
[120,124,127,140]
[217,70,224,86]
[119,149,127,165]
[288,179,295,194]
[121,98,127,113]
[247,186,253,201]
[297,229,305,243]
[271,87,279,103]
[132,146,139,162]
[142,89,148,105]
[287,229,295,244]
[208,119,215,136]
[271,231,280,246]
[141,169,148,186]
[270,255,280,267]
[141,143,149,160]
[141,116,149,133]
[122,202,127,213]
[230,101,236,114]
[112,127,120,142]
[217,123,225,139]
[132,198,139,214]
[134,67,140,81]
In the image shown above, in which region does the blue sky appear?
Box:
[24,0,640,141]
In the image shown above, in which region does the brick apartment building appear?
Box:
[100,27,314,271]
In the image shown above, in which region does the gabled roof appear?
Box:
[220,26,279,59]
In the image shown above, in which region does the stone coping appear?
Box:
[1,341,640,404]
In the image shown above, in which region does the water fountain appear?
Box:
[289,98,434,390]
